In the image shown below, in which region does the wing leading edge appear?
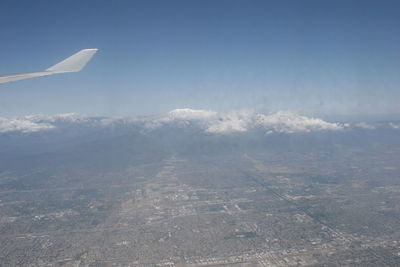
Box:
[0,48,98,84]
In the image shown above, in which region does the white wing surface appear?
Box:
[0,48,98,84]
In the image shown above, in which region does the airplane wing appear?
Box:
[0,48,98,84]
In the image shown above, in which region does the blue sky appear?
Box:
[0,0,399,117]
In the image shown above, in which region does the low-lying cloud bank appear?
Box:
[148,109,343,134]
[0,117,55,133]
[0,108,398,135]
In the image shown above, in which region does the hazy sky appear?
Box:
[0,0,399,117]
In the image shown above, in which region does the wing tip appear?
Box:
[81,48,99,52]
[46,48,99,73]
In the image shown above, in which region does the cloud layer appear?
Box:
[1,108,396,135]
[0,117,54,133]
[145,109,344,134]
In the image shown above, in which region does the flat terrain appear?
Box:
[1,128,400,266]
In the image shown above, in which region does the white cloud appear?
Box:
[24,113,89,124]
[143,109,344,134]
[201,110,343,134]
[205,110,251,133]
[354,122,375,130]
[167,108,217,120]
[142,108,217,130]
[0,117,54,133]
[0,113,90,134]
[0,109,349,135]
[253,111,343,133]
